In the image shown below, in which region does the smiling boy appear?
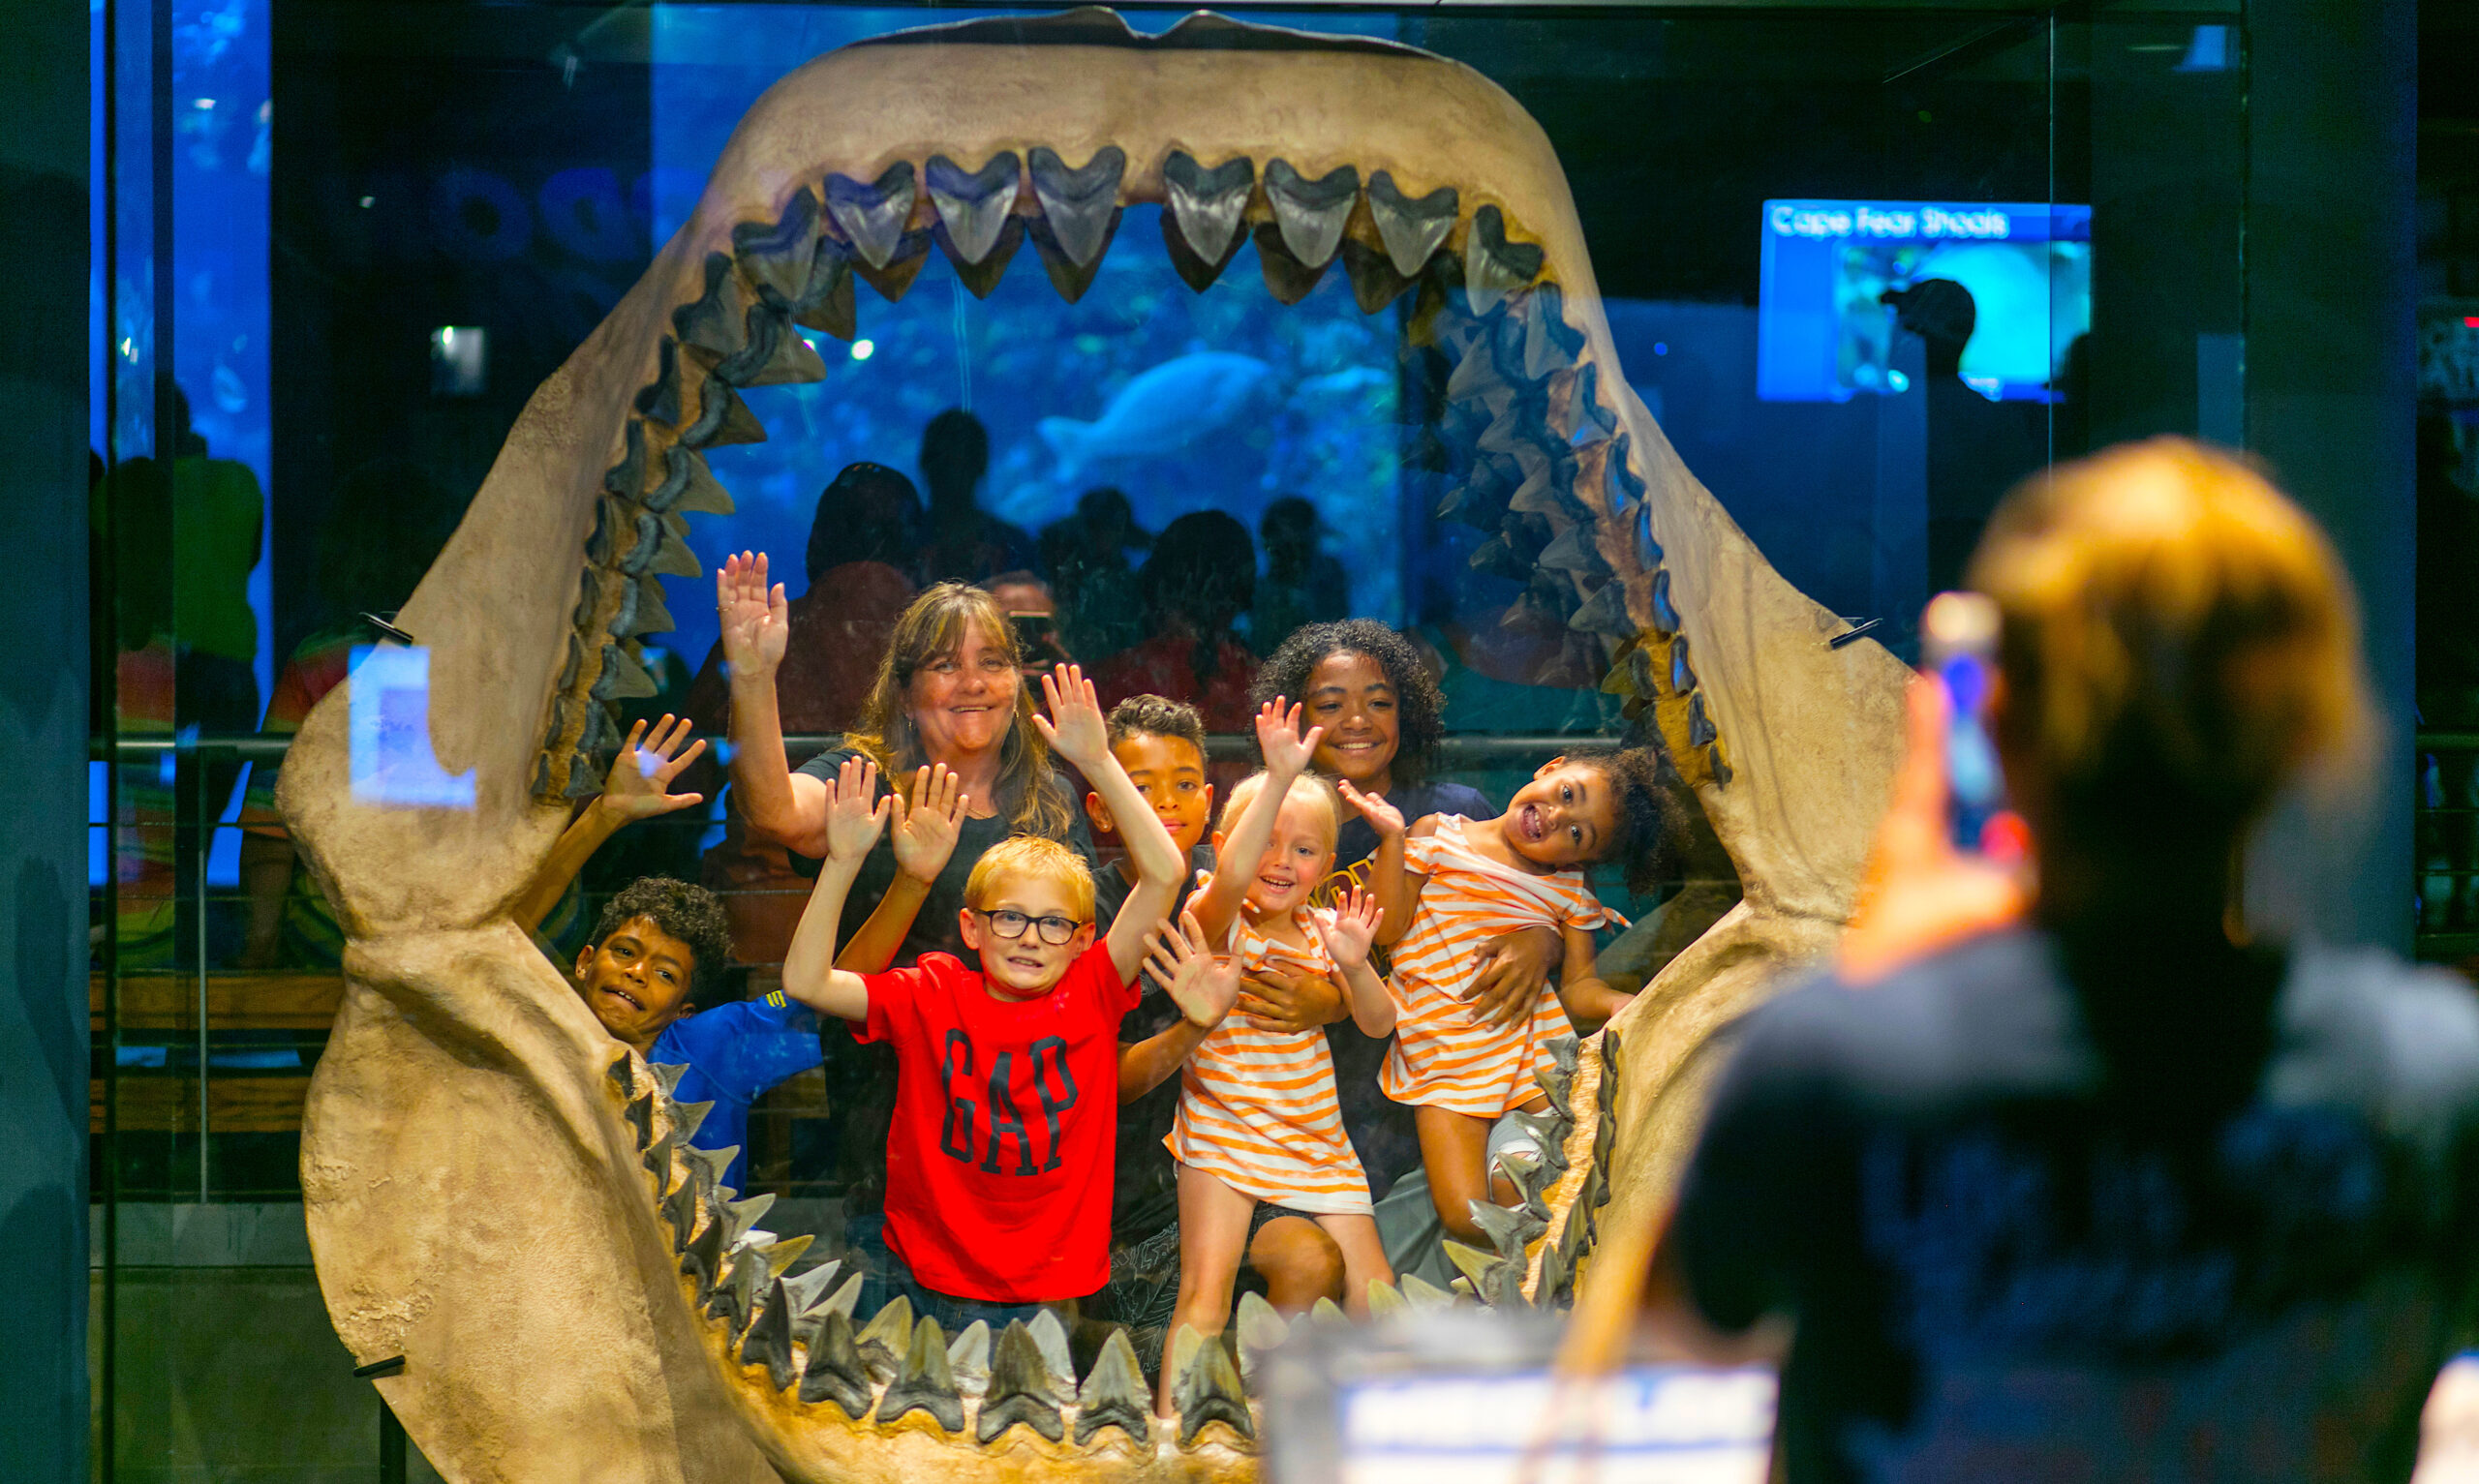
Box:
[780,665,1196,1326]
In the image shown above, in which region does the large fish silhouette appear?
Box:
[1037,349,1273,479]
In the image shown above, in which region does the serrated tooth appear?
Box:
[1341,236,1416,315]
[1443,1239,1521,1308]
[1028,145,1124,268]
[1253,223,1329,306]
[791,238,854,341]
[719,1191,775,1249]
[644,443,731,519]
[742,1277,799,1391]
[622,1091,655,1148]
[709,304,825,388]
[1366,1280,1406,1319]
[1569,579,1636,640]
[1027,216,1113,303]
[1162,151,1254,268]
[946,1318,991,1398]
[1263,159,1358,269]
[977,1319,1064,1444]
[924,152,1021,264]
[850,230,933,304]
[593,642,658,702]
[1235,1290,1288,1356]
[677,377,764,450]
[676,1142,737,1203]
[639,1131,674,1191]
[778,1258,843,1321]
[1170,1324,1253,1445]
[854,1295,912,1385]
[1517,284,1586,381]
[1398,1272,1455,1312]
[666,1098,714,1142]
[1465,204,1545,315]
[797,1309,873,1418]
[937,218,1022,298]
[648,1063,688,1097]
[758,1234,809,1280]
[824,162,917,270]
[1072,1329,1151,1446]
[1538,521,1611,579]
[674,252,747,361]
[1026,1308,1075,1399]
[1366,170,1458,279]
[877,1316,964,1433]
[1493,1147,1551,1219]
[681,1213,728,1296]
[730,187,820,307]
[1469,1199,1547,1262]
[660,1176,697,1250]
[704,1247,767,1340]
[1309,1295,1348,1325]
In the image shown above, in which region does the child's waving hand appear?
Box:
[1143,909,1241,1030]
[599,714,709,822]
[1031,662,1111,770]
[1255,696,1326,779]
[820,756,892,863]
[891,763,970,883]
[1335,778,1406,839]
[1309,887,1383,969]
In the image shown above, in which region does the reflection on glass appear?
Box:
[347,645,475,808]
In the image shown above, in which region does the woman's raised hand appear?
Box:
[1255,696,1325,779]
[597,714,709,822]
[891,763,970,884]
[1308,886,1383,970]
[716,551,789,678]
[1335,777,1405,839]
[1143,908,1241,1030]
[820,755,892,863]
[1031,662,1110,769]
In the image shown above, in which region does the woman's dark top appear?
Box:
[1332,776,1498,1198]
[792,743,1096,1210]
[1671,927,2479,1484]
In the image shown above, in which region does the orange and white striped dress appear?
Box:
[1165,875,1373,1214]
[1381,815,1618,1117]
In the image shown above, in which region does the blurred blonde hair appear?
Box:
[964,834,1096,922]
[1968,437,2371,849]
[1219,770,1343,862]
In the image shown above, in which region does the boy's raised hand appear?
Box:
[597,714,709,822]
[1308,886,1383,970]
[1335,778,1405,839]
[1030,662,1110,770]
[1143,909,1241,1030]
[1255,696,1326,780]
[891,763,969,884]
[716,551,789,678]
[820,755,892,864]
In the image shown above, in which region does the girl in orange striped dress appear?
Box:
[1349,746,1686,1251]
[1159,699,1396,1404]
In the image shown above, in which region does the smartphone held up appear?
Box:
[1919,592,2029,863]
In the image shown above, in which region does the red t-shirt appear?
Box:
[858,941,1141,1302]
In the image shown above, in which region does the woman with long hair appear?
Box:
[1649,439,2479,1484]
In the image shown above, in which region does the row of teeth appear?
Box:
[531,152,1732,803]
[601,1029,1625,1454]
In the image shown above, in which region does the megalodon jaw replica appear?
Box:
[278,10,1909,1481]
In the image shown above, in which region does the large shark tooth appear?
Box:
[719,1192,775,1251]
[1494,1147,1551,1221]
[1233,1290,1287,1386]
[704,1247,768,1339]
[644,444,731,520]
[593,642,658,703]
[877,1316,964,1433]
[1263,159,1359,269]
[1160,151,1254,289]
[666,1098,714,1143]
[923,152,1021,265]
[1017,1309,1070,1396]
[1341,235,1417,315]
[945,1318,990,1398]
[1672,633,1699,696]
[1170,1324,1254,1445]
[796,1309,873,1419]
[1464,205,1545,315]
[740,1278,800,1392]
[1538,520,1612,579]
[1252,222,1330,306]
[659,1173,697,1250]
[1648,567,1682,636]
[676,1141,737,1205]
[673,253,747,361]
[647,1062,688,1098]
[1535,1226,1577,1308]
[854,1295,912,1386]
[1027,144,1125,268]
[680,1209,729,1295]
[633,337,684,427]
[709,304,825,388]
[1027,214,1115,303]
[1365,169,1458,279]
[1367,1279,1407,1319]
[1690,691,1719,747]
[677,378,764,450]
[935,217,1023,299]
[849,230,933,304]
[1072,1328,1151,1446]
[1399,1272,1455,1312]
[622,1091,656,1149]
[790,237,854,341]
[1516,284,1587,381]
[1569,579,1637,640]
[823,162,917,270]
[1444,1239,1523,1309]
[1510,1107,1571,1178]
[1469,1198,1548,1262]
[730,186,820,307]
[639,1131,675,1192]
[777,1259,843,1323]
[976,1319,1064,1444]
[1546,362,1619,446]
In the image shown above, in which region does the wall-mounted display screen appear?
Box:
[1757,199,2091,404]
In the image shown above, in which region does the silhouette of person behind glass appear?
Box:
[917,409,1040,586]
[1880,279,2047,596]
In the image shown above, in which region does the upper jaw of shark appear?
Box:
[537,5,1726,835]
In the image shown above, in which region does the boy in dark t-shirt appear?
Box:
[778,666,1224,1328]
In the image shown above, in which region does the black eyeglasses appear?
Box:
[974,908,1084,946]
